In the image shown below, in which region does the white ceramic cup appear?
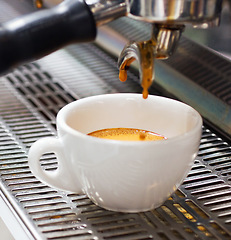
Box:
[28,93,202,212]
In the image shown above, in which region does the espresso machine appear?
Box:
[0,0,222,74]
[2,0,231,239]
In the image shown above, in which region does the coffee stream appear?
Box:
[119,41,154,99]
[109,42,166,141]
[90,41,165,141]
[35,0,43,8]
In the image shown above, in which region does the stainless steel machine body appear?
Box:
[1,0,231,240]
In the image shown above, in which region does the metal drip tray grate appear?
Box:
[1,1,231,239]
[0,43,231,239]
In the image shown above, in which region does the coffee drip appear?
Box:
[0,0,221,75]
[34,0,43,8]
[118,24,184,98]
[118,41,154,99]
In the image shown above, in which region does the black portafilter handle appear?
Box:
[0,0,97,74]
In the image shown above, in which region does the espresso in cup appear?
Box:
[88,128,166,141]
[28,94,202,213]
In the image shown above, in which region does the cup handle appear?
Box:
[28,137,82,193]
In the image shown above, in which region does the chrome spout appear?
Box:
[118,41,155,99]
[118,24,184,98]
[152,24,184,59]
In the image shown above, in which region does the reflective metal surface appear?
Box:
[2,42,231,239]
[184,1,231,56]
[1,0,231,240]
[152,24,184,58]
[127,0,223,27]
[41,0,223,28]
[86,0,127,26]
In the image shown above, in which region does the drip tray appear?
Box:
[0,43,231,240]
[1,0,231,239]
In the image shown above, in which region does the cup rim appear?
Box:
[57,93,202,146]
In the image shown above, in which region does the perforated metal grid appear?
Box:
[0,42,231,239]
[1,1,231,240]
